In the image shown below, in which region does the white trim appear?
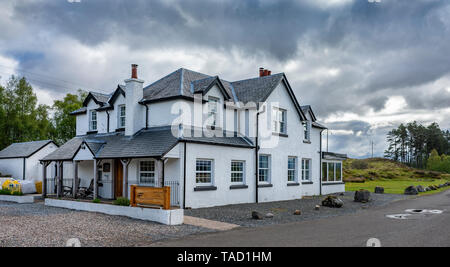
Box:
[272,107,287,135]
[195,159,214,186]
[322,160,343,183]
[118,104,126,128]
[231,160,246,185]
[89,110,97,131]
[258,154,271,184]
[138,159,156,186]
[287,156,297,183]
[301,158,312,182]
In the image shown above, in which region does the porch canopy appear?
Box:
[40,126,179,199]
[40,125,254,200]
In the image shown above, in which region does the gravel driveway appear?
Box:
[185,192,411,227]
[0,201,211,247]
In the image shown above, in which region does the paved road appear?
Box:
[154,190,450,247]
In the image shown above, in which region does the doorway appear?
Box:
[114,159,123,198]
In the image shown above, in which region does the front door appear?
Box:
[114,159,123,198]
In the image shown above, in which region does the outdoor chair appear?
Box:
[77,179,94,199]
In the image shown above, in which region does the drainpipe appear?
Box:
[106,110,110,133]
[23,158,26,180]
[255,103,266,204]
[183,142,187,209]
[319,129,325,196]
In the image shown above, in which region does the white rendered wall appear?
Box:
[25,142,58,181]
[0,158,23,180]
[184,143,255,209]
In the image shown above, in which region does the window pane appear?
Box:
[259,169,268,182]
[322,162,327,181]
[140,161,155,172]
[196,173,211,184]
[196,160,211,172]
[259,156,269,168]
[336,163,342,181]
[140,173,155,184]
[328,163,335,182]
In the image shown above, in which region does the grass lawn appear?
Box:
[346,179,450,195]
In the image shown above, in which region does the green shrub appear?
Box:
[0,189,11,195]
[113,197,130,206]
[12,191,23,196]
[351,160,369,170]
[92,198,101,203]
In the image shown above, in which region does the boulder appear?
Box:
[404,186,419,195]
[425,187,431,192]
[322,196,344,208]
[293,210,302,215]
[374,187,385,194]
[416,185,425,193]
[314,205,320,211]
[439,184,445,188]
[265,213,274,218]
[252,211,263,220]
[354,190,371,203]
[429,185,437,191]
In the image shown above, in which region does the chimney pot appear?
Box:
[268,70,272,76]
[263,69,269,76]
[131,64,138,79]
[259,67,264,77]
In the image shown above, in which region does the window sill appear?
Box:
[194,186,217,192]
[322,182,345,186]
[302,181,313,185]
[287,182,300,187]
[87,131,98,135]
[272,132,288,138]
[230,185,248,190]
[116,128,125,132]
[258,184,273,188]
[303,140,311,144]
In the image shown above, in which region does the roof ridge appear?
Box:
[230,72,284,84]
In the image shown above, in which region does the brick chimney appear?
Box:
[259,68,272,77]
[131,64,138,79]
[124,64,145,136]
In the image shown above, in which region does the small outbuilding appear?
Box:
[0,140,58,181]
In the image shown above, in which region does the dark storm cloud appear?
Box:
[2,0,450,157]
[13,0,329,61]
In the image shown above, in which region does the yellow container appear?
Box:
[2,179,21,194]
[35,181,43,194]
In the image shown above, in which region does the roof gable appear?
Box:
[0,140,56,159]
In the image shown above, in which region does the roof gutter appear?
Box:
[319,129,325,196]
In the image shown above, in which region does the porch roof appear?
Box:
[41,126,254,162]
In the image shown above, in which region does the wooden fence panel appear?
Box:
[130,185,171,210]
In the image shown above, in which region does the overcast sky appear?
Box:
[0,0,449,158]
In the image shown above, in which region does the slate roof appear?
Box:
[41,126,253,161]
[90,92,111,104]
[0,140,55,159]
[322,152,347,160]
[231,73,285,104]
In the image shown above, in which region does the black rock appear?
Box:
[251,211,263,220]
[404,186,419,195]
[322,196,344,208]
[375,187,385,194]
[416,185,425,193]
[354,190,371,203]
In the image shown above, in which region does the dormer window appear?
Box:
[273,107,287,135]
[303,121,311,141]
[118,105,126,128]
[207,97,219,127]
[89,110,97,131]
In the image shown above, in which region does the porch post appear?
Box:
[72,161,79,198]
[57,161,63,198]
[42,161,49,198]
[94,159,98,200]
[120,159,131,199]
[157,160,164,187]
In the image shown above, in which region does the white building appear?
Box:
[42,65,346,209]
[0,140,57,181]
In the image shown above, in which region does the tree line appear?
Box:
[384,121,450,170]
[0,75,86,149]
